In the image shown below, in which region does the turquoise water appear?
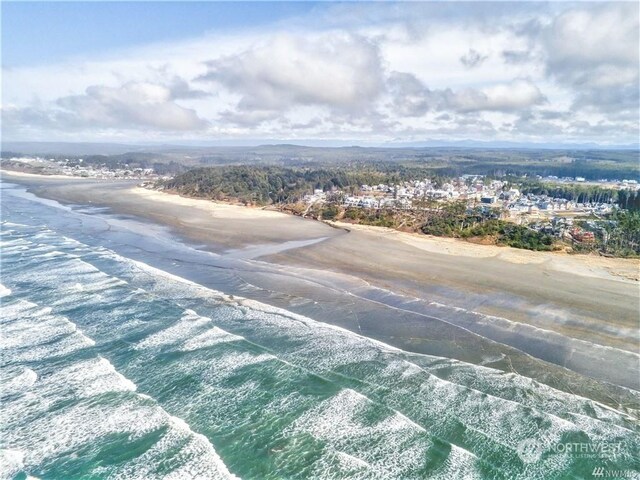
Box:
[1,186,639,479]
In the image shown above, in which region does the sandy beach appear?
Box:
[1,172,340,249]
[3,172,639,400]
[0,170,90,180]
[127,182,640,285]
[104,183,640,284]
[328,221,640,283]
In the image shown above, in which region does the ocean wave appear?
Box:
[2,216,638,478]
[0,293,238,479]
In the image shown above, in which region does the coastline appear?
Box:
[129,179,640,284]
[132,181,640,284]
[131,187,290,220]
[1,169,102,181]
[4,168,638,284]
[327,220,640,283]
[3,173,639,400]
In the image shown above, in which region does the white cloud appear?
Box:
[460,49,488,69]
[452,79,546,112]
[541,2,639,114]
[544,3,638,76]
[3,81,208,135]
[1,2,637,144]
[387,74,545,114]
[200,32,384,113]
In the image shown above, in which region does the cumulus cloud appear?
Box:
[387,72,434,116]
[200,32,384,113]
[541,2,639,113]
[3,81,209,133]
[388,73,545,115]
[57,82,209,130]
[502,50,532,64]
[544,3,638,77]
[450,79,546,112]
[167,77,211,100]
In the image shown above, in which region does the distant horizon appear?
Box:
[2,139,640,153]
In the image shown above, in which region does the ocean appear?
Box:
[1,181,638,479]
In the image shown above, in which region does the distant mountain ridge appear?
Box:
[2,140,638,156]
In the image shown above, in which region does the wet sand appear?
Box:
[2,173,340,250]
[3,171,639,402]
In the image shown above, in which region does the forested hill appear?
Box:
[161,163,640,207]
[161,165,407,204]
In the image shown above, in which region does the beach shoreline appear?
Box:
[327,220,640,283]
[1,169,104,181]
[4,168,638,284]
[3,173,639,398]
[129,180,640,285]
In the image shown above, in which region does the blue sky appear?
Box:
[2,2,639,145]
[2,2,317,67]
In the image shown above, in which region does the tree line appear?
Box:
[518,181,640,210]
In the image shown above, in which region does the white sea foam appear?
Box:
[1,367,38,396]
[0,284,11,298]
[40,250,66,258]
[100,246,639,448]
[134,307,245,353]
[125,258,229,298]
[246,316,637,473]
[4,400,165,468]
[179,326,243,352]
[288,388,447,478]
[104,415,239,480]
[46,357,137,398]
[196,350,276,385]
[0,299,95,363]
[239,297,403,354]
[0,244,30,255]
[1,360,236,477]
[218,301,640,477]
[0,238,31,248]
[2,219,636,478]
[242,295,639,438]
[0,449,25,480]
[0,299,44,320]
[0,305,236,480]
[1,221,31,227]
[135,310,213,350]
[56,275,128,294]
[0,312,77,348]
[430,445,483,480]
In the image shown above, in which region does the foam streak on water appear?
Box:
[0,231,238,479]
[1,218,638,479]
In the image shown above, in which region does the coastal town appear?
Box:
[304,174,638,218]
[298,174,640,250]
[0,155,161,180]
